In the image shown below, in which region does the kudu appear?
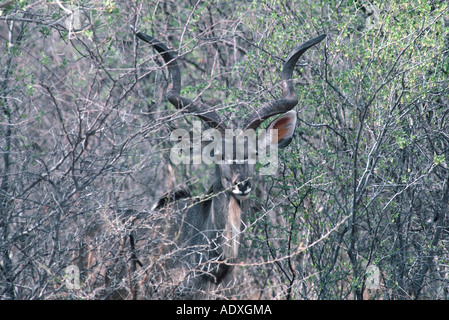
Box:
[133,28,325,298]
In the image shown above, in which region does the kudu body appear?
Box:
[133,29,325,298]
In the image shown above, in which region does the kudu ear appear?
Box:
[266,110,297,149]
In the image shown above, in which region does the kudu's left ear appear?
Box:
[266,110,297,149]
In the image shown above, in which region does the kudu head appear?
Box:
[134,27,325,285]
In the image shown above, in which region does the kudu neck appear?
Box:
[210,169,243,264]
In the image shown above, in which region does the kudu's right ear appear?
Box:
[265,110,297,149]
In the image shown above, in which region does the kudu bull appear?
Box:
[133,28,325,298]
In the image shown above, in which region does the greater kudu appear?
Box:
[133,28,325,298]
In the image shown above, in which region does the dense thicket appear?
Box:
[1,0,448,299]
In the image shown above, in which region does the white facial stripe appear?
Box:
[232,187,251,195]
